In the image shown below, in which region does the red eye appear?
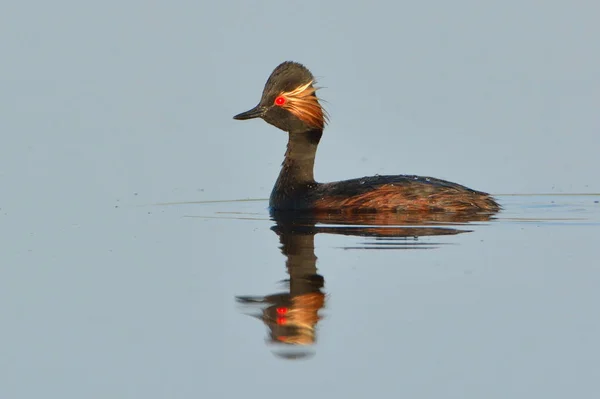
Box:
[274,96,286,106]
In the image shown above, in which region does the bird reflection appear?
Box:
[236,210,496,359]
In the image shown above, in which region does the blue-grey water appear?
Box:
[2,1,600,398]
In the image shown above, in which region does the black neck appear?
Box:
[270,129,322,207]
[277,129,322,186]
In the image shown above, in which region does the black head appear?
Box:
[233,61,327,133]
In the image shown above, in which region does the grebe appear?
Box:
[234,61,499,213]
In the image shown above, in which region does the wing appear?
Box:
[311,175,499,212]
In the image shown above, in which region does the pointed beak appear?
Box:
[233,104,265,120]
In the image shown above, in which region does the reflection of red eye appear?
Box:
[277,316,287,325]
[274,96,286,106]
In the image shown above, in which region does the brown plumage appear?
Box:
[312,175,499,213]
[234,61,500,214]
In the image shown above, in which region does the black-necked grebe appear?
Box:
[234,61,500,213]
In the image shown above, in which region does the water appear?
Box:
[227,196,600,398]
[170,195,600,396]
[3,193,599,397]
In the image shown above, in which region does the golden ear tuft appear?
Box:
[279,81,328,129]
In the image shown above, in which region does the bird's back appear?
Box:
[309,175,500,213]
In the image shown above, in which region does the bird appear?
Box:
[233,61,500,214]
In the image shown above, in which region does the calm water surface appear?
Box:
[8,195,597,398]
[220,195,600,398]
